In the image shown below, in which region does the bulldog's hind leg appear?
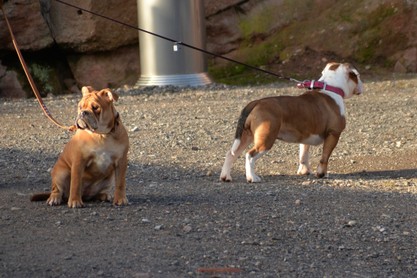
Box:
[317,133,340,178]
[245,125,276,183]
[297,144,311,175]
[220,131,252,182]
[113,155,129,206]
[47,167,70,206]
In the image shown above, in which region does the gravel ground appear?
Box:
[1,76,417,277]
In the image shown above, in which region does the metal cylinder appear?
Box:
[136,0,211,87]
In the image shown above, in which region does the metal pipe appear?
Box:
[136,0,211,87]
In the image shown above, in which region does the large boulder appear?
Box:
[67,45,139,89]
[48,0,138,52]
[0,0,139,98]
[0,0,53,50]
[0,61,26,98]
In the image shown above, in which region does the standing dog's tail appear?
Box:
[231,100,258,155]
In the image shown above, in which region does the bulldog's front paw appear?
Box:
[113,196,128,206]
[68,198,84,208]
[47,194,62,206]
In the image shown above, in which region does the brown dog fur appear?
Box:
[220,62,363,182]
[31,86,129,208]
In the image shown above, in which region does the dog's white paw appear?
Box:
[247,174,261,183]
[220,173,232,182]
[297,164,311,175]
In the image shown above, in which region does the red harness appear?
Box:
[297,80,345,98]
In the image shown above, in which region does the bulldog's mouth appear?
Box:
[76,112,98,132]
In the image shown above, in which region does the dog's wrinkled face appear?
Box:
[320,62,364,98]
[76,86,119,134]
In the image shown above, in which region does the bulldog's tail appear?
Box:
[234,100,258,140]
[230,100,258,155]
[30,192,51,202]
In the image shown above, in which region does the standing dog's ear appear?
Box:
[81,86,95,96]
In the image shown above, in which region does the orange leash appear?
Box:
[1,1,75,131]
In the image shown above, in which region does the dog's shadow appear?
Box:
[256,168,417,183]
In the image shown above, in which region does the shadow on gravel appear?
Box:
[0,148,209,195]
[334,169,417,180]
[0,148,55,190]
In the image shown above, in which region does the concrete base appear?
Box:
[136,73,211,87]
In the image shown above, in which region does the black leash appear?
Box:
[54,0,301,83]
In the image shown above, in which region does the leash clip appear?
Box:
[173,41,182,52]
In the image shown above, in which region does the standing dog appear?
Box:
[31,86,129,208]
[220,62,363,183]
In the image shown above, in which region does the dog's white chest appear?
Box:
[94,151,113,171]
[87,138,125,173]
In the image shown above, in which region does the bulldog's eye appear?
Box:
[92,105,99,112]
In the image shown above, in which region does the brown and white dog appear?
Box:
[220,62,363,183]
[31,86,129,208]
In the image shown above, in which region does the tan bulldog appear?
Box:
[31,86,129,208]
[220,62,363,183]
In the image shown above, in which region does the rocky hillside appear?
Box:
[0,0,416,97]
[207,0,417,84]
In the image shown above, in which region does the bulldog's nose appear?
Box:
[81,110,88,117]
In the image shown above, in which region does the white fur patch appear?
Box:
[245,151,266,183]
[321,91,345,116]
[94,151,113,173]
[318,63,356,116]
[231,139,240,156]
[297,144,311,175]
[300,134,323,146]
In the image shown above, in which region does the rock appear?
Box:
[131,126,140,132]
[0,0,53,50]
[0,62,27,98]
[393,47,417,73]
[48,0,138,52]
[67,45,139,88]
[0,0,139,93]
[346,220,357,227]
[183,224,192,233]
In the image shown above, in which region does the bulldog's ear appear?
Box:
[102,89,119,102]
[81,86,95,96]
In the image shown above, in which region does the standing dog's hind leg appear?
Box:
[317,133,340,178]
[245,150,267,183]
[297,144,311,175]
[220,134,252,182]
[245,123,277,183]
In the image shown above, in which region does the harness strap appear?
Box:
[1,4,75,131]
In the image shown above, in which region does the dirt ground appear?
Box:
[1,75,417,277]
